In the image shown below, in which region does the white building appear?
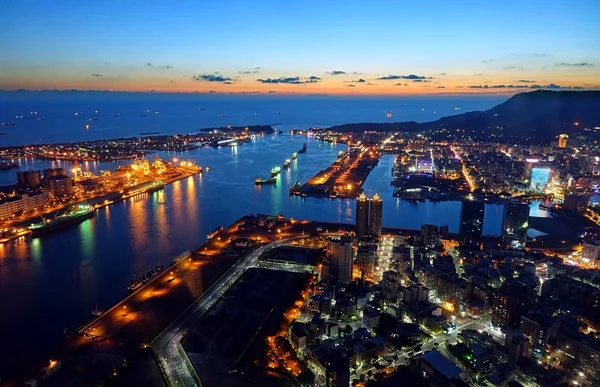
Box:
[0,192,50,220]
[582,240,600,267]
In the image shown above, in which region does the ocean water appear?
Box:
[0,92,506,146]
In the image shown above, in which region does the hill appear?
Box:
[327,90,600,143]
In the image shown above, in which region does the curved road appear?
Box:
[152,237,307,387]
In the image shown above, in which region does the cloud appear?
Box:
[162,65,173,69]
[346,84,356,87]
[238,70,259,74]
[223,81,234,84]
[351,71,363,75]
[351,78,366,83]
[268,90,276,93]
[377,74,431,80]
[146,63,172,69]
[412,79,431,83]
[437,86,446,88]
[91,73,102,77]
[169,80,175,83]
[482,59,494,64]
[556,62,593,67]
[467,84,530,89]
[394,83,408,86]
[326,70,346,76]
[516,79,536,83]
[530,83,562,89]
[438,72,447,76]
[254,66,261,70]
[366,83,377,86]
[192,74,234,82]
[147,63,152,66]
[474,73,483,76]
[255,76,321,84]
[503,66,525,70]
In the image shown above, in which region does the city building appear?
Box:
[502,203,529,248]
[355,192,369,239]
[369,193,383,237]
[0,192,50,220]
[558,133,569,148]
[416,351,462,386]
[529,167,551,191]
[47,175,74,197]
[355,245,377,278]
[459,200,484,249]
[563,191,591,213]
[582,240,600,267]
[327,236,353,284]
[17,170,42,189]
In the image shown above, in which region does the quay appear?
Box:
[291,146,380,199]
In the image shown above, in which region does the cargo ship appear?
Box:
[283,159,291,168]
[271,166,281,177]
[206,226,224,240]
[298,143,307,154]
[28,204,95,237]
[255,177,277,185]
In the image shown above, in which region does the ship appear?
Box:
[270,166,281,177]
[112,113,121,117]
[206,226,224,240]
[289,181,301,194]
[127,265,164,292]
[28,204,95,237]
[255,177,277,185]
[88,117,97,121]
[298,143,307,154]
[387,111,392,118]
[154,111,160,115]
[92,304,103,317]
[283,159,291,168]
[291,152,297,160]
[2,122,14,126]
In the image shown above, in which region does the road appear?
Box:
[152,237,307,387]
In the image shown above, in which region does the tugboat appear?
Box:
[255,177,277,185]
[283,159,291,169]
[206,226,224,240]
[298,143,307,154]
[289,181,301,195]
[271,166,281,177]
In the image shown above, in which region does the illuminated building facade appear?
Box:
[327,236,353,284]
[369,193,383,237]
[529,167,551,191]
[558,133,568,148]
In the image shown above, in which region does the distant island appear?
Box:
[328,90,600,143]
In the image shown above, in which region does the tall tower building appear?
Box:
[355,192,369,239]
[327,236,353,284]
[502,203,529,248]
[558,133,568,148]
[369,193,383,237]
[460,200,484,249]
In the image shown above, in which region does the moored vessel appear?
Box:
[255,177,277,185]
[206,225,224,240]
[270,166,281,177]
[28,204,95,237]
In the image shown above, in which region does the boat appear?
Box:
[154,111,160,115]
[92,304,103,317]
[221,113,226,117]
[84,124,90,130]
[289,181,301,194]
[140,115,147,118]
[298,143,307,154]
[141,265,164,284]
[140,131,161,135]
[329,192,338,199]
[387,111,393,118]
[206,226,224,240]
[227,141,238,147]
[36,117,46,120]
[2,122,14,126]
[112,113,121,117]
[28,204,95,237]
[127,277,142,292]
[88,117,97,121]
[255,177,277,185]
[271,166,281,177]
[291,152,297,160]
[283,159,291,168]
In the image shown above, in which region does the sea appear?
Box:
[0,91,537,378]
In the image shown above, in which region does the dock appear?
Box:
[292,146,380,199]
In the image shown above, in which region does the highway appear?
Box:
[153,237,308,387]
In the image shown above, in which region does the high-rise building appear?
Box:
[582,240,600,267]
[502,203,529,248]
[327,236,353,284]
[558,133,568,148]
[369,193,383,237]
[563,191,591,213]
[460,200,484,249]
[355,192,369,239]
[48,175,74,197]
[355,245,377,277]
[529,167,551,191]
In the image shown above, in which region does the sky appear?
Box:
[1,0,599,95]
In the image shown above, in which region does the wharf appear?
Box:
[292,147,380,199]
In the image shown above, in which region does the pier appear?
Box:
[292,146,380,199]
